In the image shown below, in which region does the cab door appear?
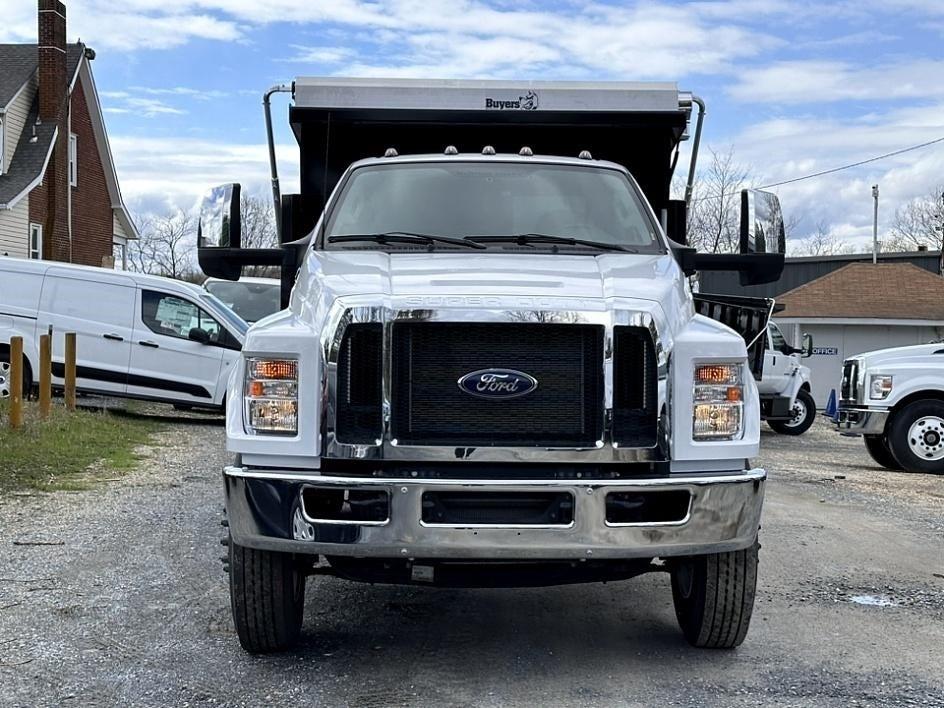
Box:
[761,323,794,396]
[38,269,136,395]
[127,289,225,404]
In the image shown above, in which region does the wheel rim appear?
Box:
[784,397,808,428]
[0,361,10,399]
[907,416,944,461]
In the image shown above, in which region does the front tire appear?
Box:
[863,434,902,470]
[229,538,306,653]
[886,400,944,475]
[768,389,816,436]
[671,542,758,649]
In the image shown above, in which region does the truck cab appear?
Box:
[759,322,815,435]
[837,343,944,474]
[197,78,786,653]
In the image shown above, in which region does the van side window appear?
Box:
[141,290,223,343]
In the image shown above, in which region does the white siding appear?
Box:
[113,212,128,240]
[0,200,30,258]
[2,76,37,174]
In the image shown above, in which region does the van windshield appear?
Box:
[323,162,663,253]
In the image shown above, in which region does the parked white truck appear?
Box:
[759,322,815,435]
[836,343,944,474]
[197,78,787,653]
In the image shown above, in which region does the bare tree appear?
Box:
[127,209,199,280]
[686,148,751,254]
[885,186,944,252]
[790,220,854,256]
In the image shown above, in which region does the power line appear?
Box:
[755,134,944,190]
[689,134,944,202]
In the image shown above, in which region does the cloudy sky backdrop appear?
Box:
[2,0,943,250]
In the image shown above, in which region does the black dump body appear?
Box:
[285,78,691,241]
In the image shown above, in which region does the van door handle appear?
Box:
[139,341,159,349]
[103,333,124,341]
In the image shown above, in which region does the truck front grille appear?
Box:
[612,326,658,447]
[390,322,604,447]
[335,323,383,444]
[840,360,858,403]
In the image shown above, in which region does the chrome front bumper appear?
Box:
[835,407,889,436]
[224,466,765,560]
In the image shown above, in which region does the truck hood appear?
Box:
[854,342,944,371]
[289,250,693,335]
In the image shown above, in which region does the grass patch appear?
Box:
[0,402,161,493]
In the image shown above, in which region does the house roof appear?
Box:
[777,262,944,321]
[0,99,57,207]
[0,43,84,109]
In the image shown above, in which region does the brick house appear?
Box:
[0,0,137,268]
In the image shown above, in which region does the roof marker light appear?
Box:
[578,150,593,160]
[383,147,398,157]
[444,145,458,155]
[482,145,496,155]
[519,146,533,156]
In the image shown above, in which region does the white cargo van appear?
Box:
[203,276,280,324]
[0,258,246,408]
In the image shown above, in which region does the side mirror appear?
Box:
[801,332,813,358]
[198,184,243,280]
[188,327,211,345]
[740,189,786,255]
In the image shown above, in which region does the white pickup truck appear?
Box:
[197,78,787,653]
[836,343,944,474]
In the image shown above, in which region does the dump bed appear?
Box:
[287,77,694,239]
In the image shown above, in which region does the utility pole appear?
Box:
[872,184,879,264]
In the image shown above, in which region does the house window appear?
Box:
[29,223,43,260]
[69,133,77,186]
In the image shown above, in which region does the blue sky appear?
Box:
[3,0,943,249]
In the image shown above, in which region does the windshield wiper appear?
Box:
[467,234,634,253]
[327,232,486,249]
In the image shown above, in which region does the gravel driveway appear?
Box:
[1,414,942,707]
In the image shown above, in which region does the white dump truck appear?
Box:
[196,78,786,653]
[837,343,944,474]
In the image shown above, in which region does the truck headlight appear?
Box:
[244,358,298,435]
[869,374,893,400]
[693,364,744,440]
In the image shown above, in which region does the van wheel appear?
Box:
[886,400,944,475]
[0,352,31,401]
[863,435,902,470]
[768,389,816,435]
[229,537,306,653]
[670,542,758,649]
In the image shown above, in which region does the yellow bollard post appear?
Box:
[39,334,51,419]
[64,332,77,412]
[9,336,23,429]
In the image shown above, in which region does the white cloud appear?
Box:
[728,59,944,104]
[110,135,299,215]
[726,103,944,248]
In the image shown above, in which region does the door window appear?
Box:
[768,323,790,354]
[141,290,223,343]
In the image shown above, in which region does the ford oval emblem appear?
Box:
[457,369,538,399]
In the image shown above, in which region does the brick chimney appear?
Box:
[38,0,68,123]
[36,0,71,261]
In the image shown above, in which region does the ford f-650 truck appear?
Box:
[197,78,786,653]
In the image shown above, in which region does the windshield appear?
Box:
[204,280,281,324]
[323,162,663,253]
[201,292,250,337]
